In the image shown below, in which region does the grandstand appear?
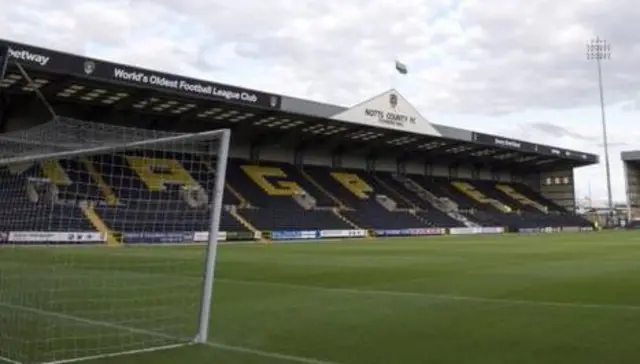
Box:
[0,39,597,245]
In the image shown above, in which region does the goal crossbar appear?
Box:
[0,126,229,166]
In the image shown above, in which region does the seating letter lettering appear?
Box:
[241,165,302,196]
[330,172,372,199]
[126,156,200,191]
[40,160,72,186]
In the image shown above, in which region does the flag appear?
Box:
[395,60,408,75]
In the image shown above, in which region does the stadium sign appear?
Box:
[7,231,106,243]
[271,230,318,240]
[319,229,367,238]
[363,92,417,127]
[7,48,50,66]
[330,89,443,137]
[193,231,228,242]
[111,67,263,105]
[469,131,598,162]
[122,231,194,244]
[364,108,416,127]
[493,137,521,149]
[0,39,282,110]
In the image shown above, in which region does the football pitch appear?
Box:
[2,231,640,364]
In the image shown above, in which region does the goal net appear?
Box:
[0,117,231,364]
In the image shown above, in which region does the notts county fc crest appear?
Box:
[84,60,95,75]
[389,93,398,109]
[269,96,279,108]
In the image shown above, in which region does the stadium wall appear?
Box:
[621,152,640,220]
[538,169,576,212]
[623,161,640,219]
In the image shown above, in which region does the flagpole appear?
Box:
[393,59,408,91]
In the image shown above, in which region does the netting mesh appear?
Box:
[0,117,228,364]
[0,118,189,161]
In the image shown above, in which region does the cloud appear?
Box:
[2,0,639,114]
[523,122,599,142]
[1,0,639,201]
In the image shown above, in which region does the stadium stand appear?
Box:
[375,172,464,228]
[0,39,598,245]
[225,161,353,231]
[0,149,594,241]
[0,165,95,233]
[91,154,249,234]
[301,166,430,230]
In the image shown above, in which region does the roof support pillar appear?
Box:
[331,148,342,169]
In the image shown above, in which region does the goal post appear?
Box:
[0,117,231,364]
[196,123,230,345]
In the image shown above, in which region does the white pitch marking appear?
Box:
[206,342,338,364]
[216,278,640,312]
[0,302,339,364]
[0,355,23,364]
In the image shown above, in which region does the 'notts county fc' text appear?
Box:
[365,108,416,127]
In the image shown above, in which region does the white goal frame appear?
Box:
[0,126,231,364]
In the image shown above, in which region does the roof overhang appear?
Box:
[621,150,640,162]
[0,39,598,172]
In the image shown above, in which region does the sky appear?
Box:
[1,0,639,204]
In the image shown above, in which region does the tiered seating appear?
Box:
[240,209,349,230]
[0,199,94,232]
[304,167,426,230]
[448,180,590,229]
[365,173,416,209]
[493,183,548,213]
[451,180,512,213]
[452,180,534,228]
[404,176,488,226]
[513,184,592,227]
[375,172,463,228]
[0,152,593,237]
[0,166,96,233]
[92,153,247,233]
[94,201,245,232]
[477,180,591,228]
[227,161,351,231]
[277,163,338,207]
[402,176,590,229]
[410,176,471,209]
[511,183,567,213]
[41,159,102,202]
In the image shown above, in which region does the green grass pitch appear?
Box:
[2,231,640,364]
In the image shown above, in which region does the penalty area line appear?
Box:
[0,355,22,364]
[206,342,338,364]
[217,278,640,312]
[41,343,191,364]
[0,302,339,364]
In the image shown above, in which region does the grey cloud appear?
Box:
[525,122,599,141]
[520,122,630,153]
[596,142,627,149]
[621,101,639,112]
[2,0,640,115]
